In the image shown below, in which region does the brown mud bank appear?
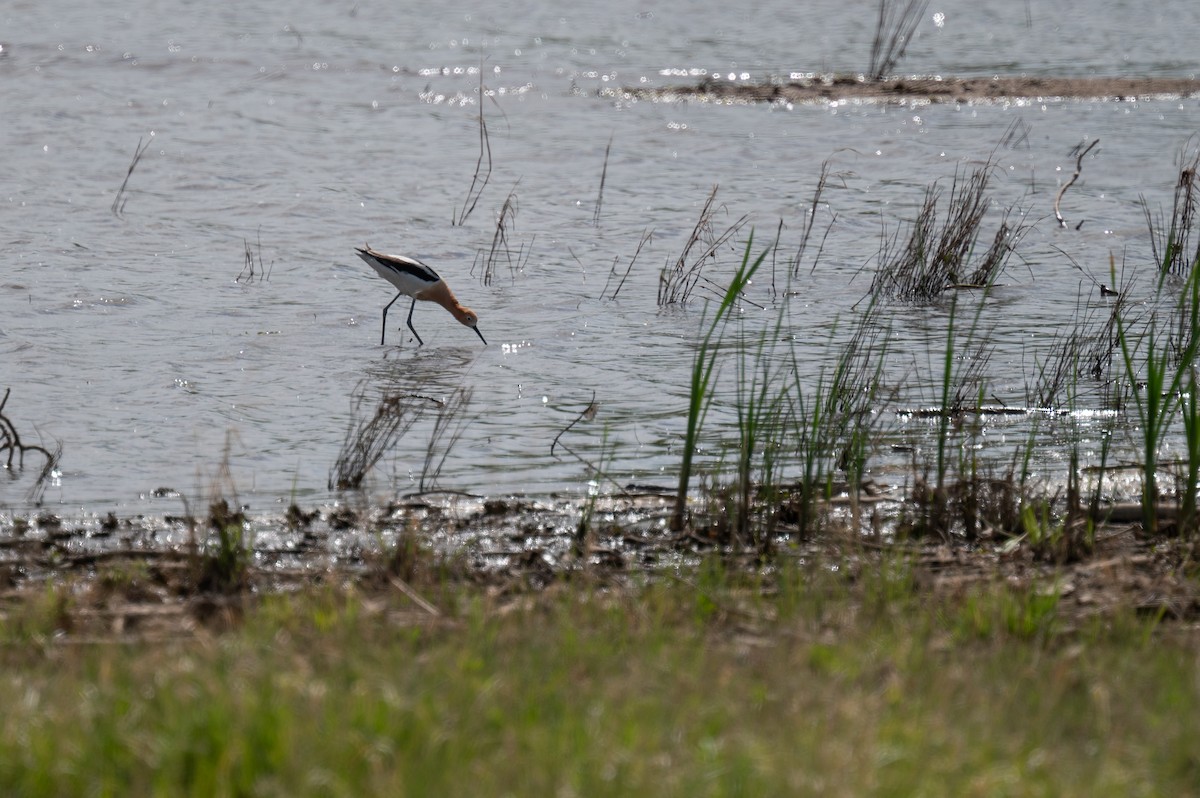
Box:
[2,492,1199,641]
[622,74,1200,105]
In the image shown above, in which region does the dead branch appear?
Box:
[1054,138,1099,229]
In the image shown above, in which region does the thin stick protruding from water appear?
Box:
[112,136,151,218]
[1054,138,1099,229]
[593,134,613,227]
[794,159,837,277]
[551,391,598,460]
[601,229,652,301]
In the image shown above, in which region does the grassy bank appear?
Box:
[0,557,1196,796]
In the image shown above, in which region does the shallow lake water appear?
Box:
[2,0,1199,517]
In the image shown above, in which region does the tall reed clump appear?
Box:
[867,0,929,81]
[784,306,893,539]
[1118,264,1200,535]
[870,160,1026,301]
[1118,147,1200,535]
[727,305,790,551]
[898,292,997,540]
[670,237,766,532]
[191,433,253,593]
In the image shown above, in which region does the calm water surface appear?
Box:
[2,0,1199,514]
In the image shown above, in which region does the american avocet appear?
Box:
[355,246,487,346]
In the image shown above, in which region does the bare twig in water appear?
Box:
[593,134,613,227]
[601,229,652,301]
[658,185,748,306]
[111,136,151,218]
[329,382,441,491]
[0,388,62,505]
[551,391,598,461]
[236,228,273,284]
[868,0,929,81]
[454,69,493,226]
[419,388,473,492]
[1054,138,1100,229]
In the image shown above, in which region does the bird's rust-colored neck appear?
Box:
[419,281,476,325]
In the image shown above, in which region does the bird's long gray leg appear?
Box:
[406,297,424,346]
[381,291,402,346]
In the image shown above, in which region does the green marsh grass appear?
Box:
[670,236,765,531]
[1117,265,1200,534]
[783,306,893,538]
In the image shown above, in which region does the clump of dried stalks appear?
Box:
[870,161,1025,301]
[330,382,475,493]
[330,384,427,491]
[1145,143,1200,278]
[236,229,273,284]
[658,185,748,306]
[1025,290,1126,410]
[475,183,532,286]
[868,0,929,81]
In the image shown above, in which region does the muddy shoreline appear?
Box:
[3,492,1198,640]
[622,75,1200,105]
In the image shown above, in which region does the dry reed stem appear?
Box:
[0,388,61,504]
[236,228,273,284]
[593,134,613,227]
[454,70,492,226]
[793,159,838,277]
[601,229,652,301]
[111,136,151,218]
[419,388,473,493]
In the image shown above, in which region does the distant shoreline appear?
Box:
[621,75,1200,104]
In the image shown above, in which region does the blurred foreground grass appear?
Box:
[0,556,1197,796]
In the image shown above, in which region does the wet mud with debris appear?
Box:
[622,75,1200,105]
[2,488,1198,641]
